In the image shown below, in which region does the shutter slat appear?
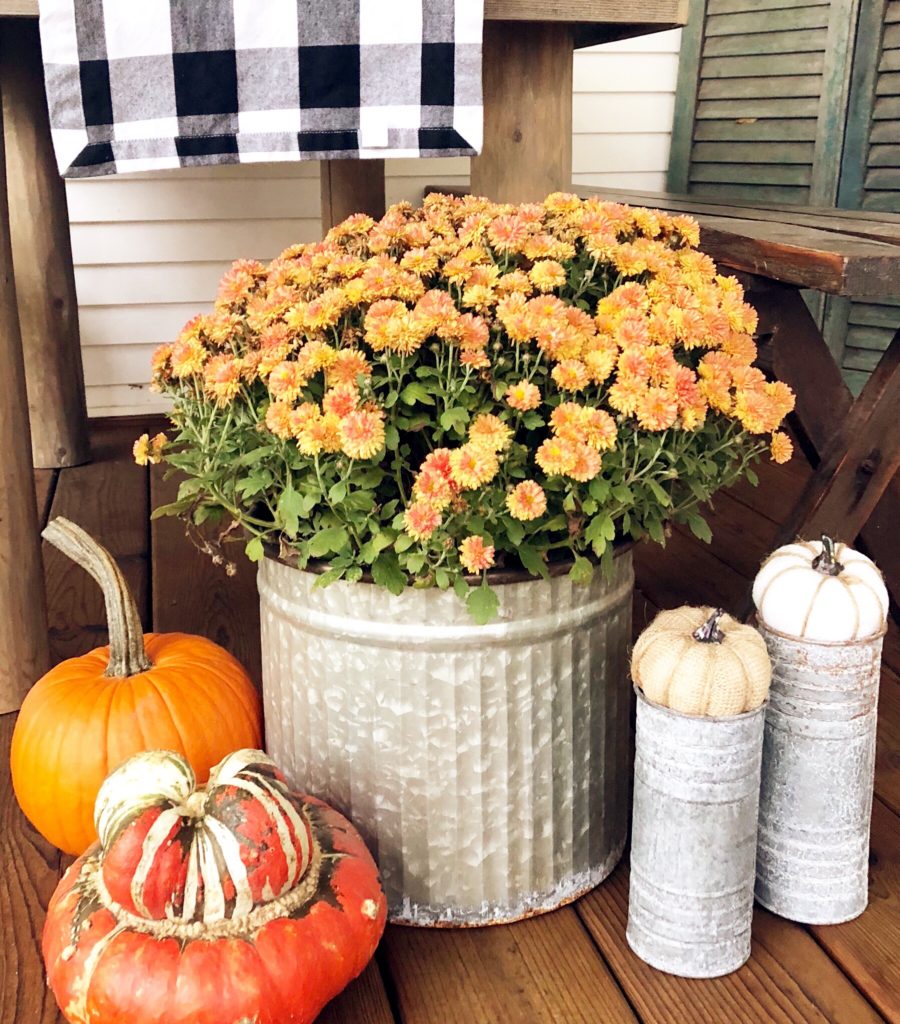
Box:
[865,167,900,190]
[706,7,830,34]
[861,191,900,210]
[883,22,900,48]
[876,71,900,95]
[887,0,900,23]
[694,118,818,141]
[843,347,887,371]
[871,120,900,143]
[848,304,900,329]
[698,75,822,99]
[707,0,830,13]
[691,162,811,184]
[868,144,900,166]
[702,53,823,77]
[690,181,810,202]
[703,28,829,57]
[696,97,820,118]
[879,48,900,72]
[873,95,900,119]
[692,140,815,163]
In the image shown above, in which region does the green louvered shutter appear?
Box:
[669,0,859,205]
[832,0,900,394]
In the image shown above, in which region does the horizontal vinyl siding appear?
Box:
[67,30,681,416]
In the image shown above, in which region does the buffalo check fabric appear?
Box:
[40,0,484,177]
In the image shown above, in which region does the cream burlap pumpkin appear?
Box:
[753,535,888,642]
[632,606,771,717]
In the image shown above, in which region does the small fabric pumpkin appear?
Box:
[43,748,387,1024]
[753,535,888,642]
[632,606,771,717]
[11,517,262,855]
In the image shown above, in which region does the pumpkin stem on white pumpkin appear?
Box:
[693,608,726,644]
[811,535,844,577]
[42,517,152,677]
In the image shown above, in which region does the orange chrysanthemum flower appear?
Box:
[413,468,454,510]
[567,443,602,482]
[529,260,567,293]
[327,349,371,387]
[770,431,793,464]
[449,443,500,490]
[469,413,513,452]
[505,380,541,412]
[551,359,590,391]
[268,360,308,402]
[535,437,577,476]
[506,480,547,521]
[459,535,496,574]
[635,387,679,431]
[405,501,442,541]
[339,409,386,460]
[322,383,359,420]
[265,400,295,440]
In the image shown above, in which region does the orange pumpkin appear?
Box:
[10,517,262,855]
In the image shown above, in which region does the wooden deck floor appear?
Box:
[2,418,898,1024]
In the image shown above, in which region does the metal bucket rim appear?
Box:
[756,617,887,647]
[634,685,768,723]
[264,539,633,585]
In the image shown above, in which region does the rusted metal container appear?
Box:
[627,691,765,978]
[258,549,634,926]
[755,622,883,924]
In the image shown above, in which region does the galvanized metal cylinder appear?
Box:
[755,622,883,924]
[627,691,765,978]
[258,550,634,926]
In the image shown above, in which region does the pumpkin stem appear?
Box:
[693,608,726,644]
[811,534,844,577]
[42,517,152,677]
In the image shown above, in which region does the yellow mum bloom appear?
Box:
[268,360,309,402]
[405,501,442,541]
[552,359,590,392]
[770,431,793,464]
[449,443,500,489]
[327,349,372,387]
[505,380,541,412]
[322,383,359,419]
[567,443,602,482]
[459,535,496,574]
[469,413,513,452]
[339,409,386,460]
[635,387,678,431]
[583,408,618,451]
[132,432,166,466]
[535,437,577,476]
[265,400,295,440]
[506,480,547,521]
[529,260,567,293]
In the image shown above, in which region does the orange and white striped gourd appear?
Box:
[753,536,888,642]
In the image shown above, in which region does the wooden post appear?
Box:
[320,159,386,234]
[470,21,574,203]
[0,90,50,713]
[0,20,89,469]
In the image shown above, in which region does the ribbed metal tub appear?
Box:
[258,549,634,926]
[627,691,765,978]
[755,622,883,924]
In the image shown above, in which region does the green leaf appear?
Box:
[647,479,672,507]
[277,486,304,537]
[502,516,525,547]
[453,575,470,600]
[345,566,364,583]
[384,390,399,408]
[435,567,451,590]
[466,581,500,625]
[439,406,470,433]
[612,484,634,505]
[394,533,414,553]
[385,424,400,450]
[646,517,666,545]
[245,536,265,562]
[399,382,435,406]
[372,552,406,595]
[150,498,194,520]
[588,477,610,503]
[313,566,346,588]
[746,467,759,487]
[328,480,348,504]
[687,512,712,544]
[518,544,549,579]
[308,526,349,558]
[569,556,594,585]
[405,552,426,574]
[522,412,544,430]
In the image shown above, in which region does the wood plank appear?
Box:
[1,20,89,468]
[1,0,688,23]
[43,423,149,665]
[0,716,66,1024]
[471,22,573,203]
[577,866,884,1024]
[0,77,48,713]
[317,964,397,1024]
[33,470,57,529]
[383,908,638,1024]
[320,160,386,235]
[150,466,262,688]
[810,798,900,1024]
[666,0,707,192]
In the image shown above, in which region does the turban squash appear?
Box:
[43,748,387,1024]
[11,517,262,855]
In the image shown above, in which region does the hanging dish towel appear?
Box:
[39,0,484,176]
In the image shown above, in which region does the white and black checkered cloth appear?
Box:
[40,0,484,177]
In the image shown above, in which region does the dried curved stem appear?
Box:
[693,608,726,644]
[42,517,151,677]
[811,535,844,577]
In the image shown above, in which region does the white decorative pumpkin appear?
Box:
[753,536,888,642]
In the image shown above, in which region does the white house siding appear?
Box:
[66,29,681,417]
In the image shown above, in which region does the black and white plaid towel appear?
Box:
[40,0,484,177]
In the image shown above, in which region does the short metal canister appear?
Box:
[627,690,766,978]
[755,623,883,924]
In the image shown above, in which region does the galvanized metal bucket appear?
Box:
[627,691,765,978]
[258,549,634,926]
[755,622,883,924]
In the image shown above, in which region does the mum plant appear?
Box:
[141,192,794,622]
